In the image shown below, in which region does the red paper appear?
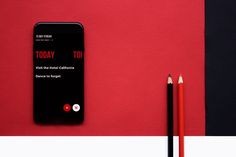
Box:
[0,0,205,135]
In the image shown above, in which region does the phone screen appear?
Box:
[33,23,84,124]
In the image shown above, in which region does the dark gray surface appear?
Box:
[206,0,236,135]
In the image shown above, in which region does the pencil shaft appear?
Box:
[167,83,173,157]
[178,83,184,157]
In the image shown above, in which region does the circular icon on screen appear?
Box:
[63,104,71,112]
[73,104,80,112]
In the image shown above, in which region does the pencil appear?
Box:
[178,75,184,157]
[167,74,173,157]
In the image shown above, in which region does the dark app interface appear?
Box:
[33,23,84,124]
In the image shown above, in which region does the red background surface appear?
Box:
[0,0,204,135]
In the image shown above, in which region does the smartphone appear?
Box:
[33,22,84,124]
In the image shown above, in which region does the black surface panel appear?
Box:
[206,0,236,135]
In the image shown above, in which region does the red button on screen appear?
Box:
[63,104,71,112]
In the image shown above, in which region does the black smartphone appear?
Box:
[33,22,84,124]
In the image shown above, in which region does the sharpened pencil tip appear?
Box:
[178,75,183,84]
[168,74,173,84]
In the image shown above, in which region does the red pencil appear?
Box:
[178,75,184,157]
